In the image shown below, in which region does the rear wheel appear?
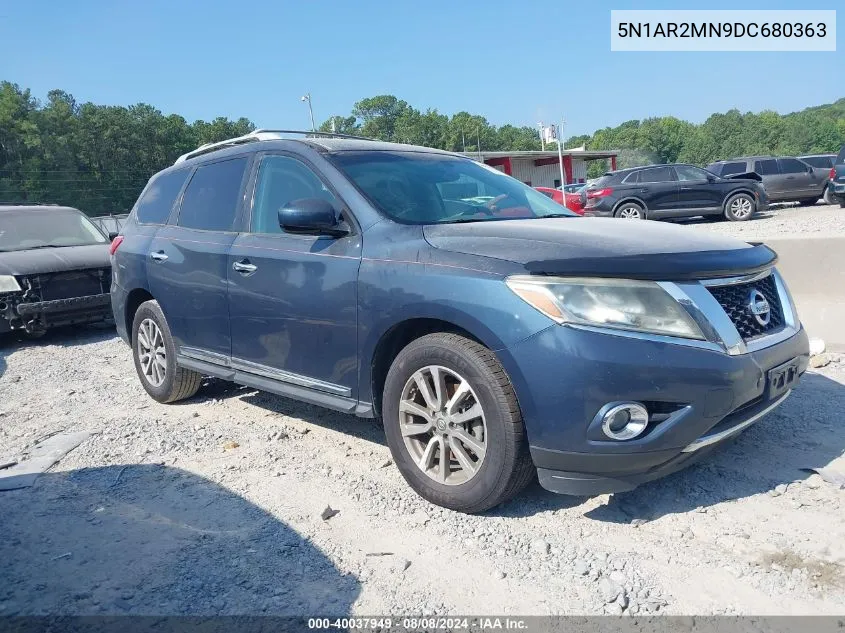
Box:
[823,187,836,205]
[131,300,202,403]
[382,333,534,513]
[798,198,819,207]
[614,202,645,219]
[724,193,755,221]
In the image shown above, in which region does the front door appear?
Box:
[147,156,250,360]
[227,153,361,398]
[777,158,816,198]
[674,165,723,214]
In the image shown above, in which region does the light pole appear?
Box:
[301,93,315,132]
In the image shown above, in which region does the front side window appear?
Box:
[177,157,248,231]
[754,159,779,176]
[251,156,339,234]
[329,151,575,224]
[778,158,809,174]
[637,166,675,183]
[135,169,190,224]
[675,165,712,181]
[720,161,748,176]
[0,209,107,252]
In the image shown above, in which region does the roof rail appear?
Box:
[173,128,374,164]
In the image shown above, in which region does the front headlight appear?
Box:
[0,275,21,293]
[506,276,705,340]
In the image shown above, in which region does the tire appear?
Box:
[131,299,202,403]
[823,187,836,205]
[798,198,819,207]
[614,202,645,219]
[382,333,535,513]
[841,202,845,209]
[724,192,756,221]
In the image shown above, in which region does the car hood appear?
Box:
[0,244,111,276]
[423,218,776,280]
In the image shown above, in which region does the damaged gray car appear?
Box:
[0,204,113,336]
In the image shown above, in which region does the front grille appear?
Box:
[707,274,784,340]
[23,268,111,301]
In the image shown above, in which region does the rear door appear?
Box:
[633,166,678,217]
[147,155,251,361]
[674,165,723,214]
[753,159,782,199]
[227,153,362,399]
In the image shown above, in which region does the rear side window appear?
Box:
[705,163,721,175]
[177,158,248,231]
[837,146,845,164]
[719,161,748,176]
[778,158,809,174]
[802,156,832,169]
[637,166,675,183]
[135,169,190,224]
[754,159,779,175]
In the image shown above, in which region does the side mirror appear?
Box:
[108,231,120,241]
[707,174,715,183]
[278,198,347,237]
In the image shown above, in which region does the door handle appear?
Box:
[150,251,168,263]
[232,260,258,274]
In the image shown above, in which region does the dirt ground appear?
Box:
[1,324,844,617]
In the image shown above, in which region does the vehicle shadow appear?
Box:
[493,372,845,522]
[0,464,360,616]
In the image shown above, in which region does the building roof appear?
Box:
[464,150,618,161]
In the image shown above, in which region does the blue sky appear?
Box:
[1,0,842,137]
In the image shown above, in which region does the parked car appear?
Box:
[706,156,826,206]
[534,186,584,214]
[0,204,113,336]
[90,213,129,237]
[580,163,767,221]
[829,145,845,207]
[112,130,809,513]
[797,154,837,205]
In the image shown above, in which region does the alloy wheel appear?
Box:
[730,196,753,219]
[617,206,642,219]
[137,318,167,387]
[398,365,487,486]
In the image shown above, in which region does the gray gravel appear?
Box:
[1,325,845,616]
[678,201,845,241]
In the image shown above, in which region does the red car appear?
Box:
[534,185,585,214]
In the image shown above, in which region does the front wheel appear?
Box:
[131,300,202,403]
[724,193,756,221]
[382,333,535,513]
[614,203,645,219]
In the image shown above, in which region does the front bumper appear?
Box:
[2,293,112,332]
[499,316,809,496]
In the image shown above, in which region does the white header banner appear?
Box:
[611,10,836,52]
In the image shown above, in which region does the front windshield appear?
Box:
[330,151,577,224]
[0,209,107,252]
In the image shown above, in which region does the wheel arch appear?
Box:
[124,288,156,340]
[723,188,757,210]
[611,197,648,215]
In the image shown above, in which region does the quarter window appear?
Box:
[778,158,809,174]
[251,156,339,234]
[135,169,190,224]
[177,158,248,231]
[637,166,675,183]
[754,159,779,176]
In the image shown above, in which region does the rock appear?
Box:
[615,591,629,609]
[599,577,622,603]
[320,506,340,521]
[606,602,623,616]
[299,428,311,435]
[222,440,239,450]
[809,354,831,368]
[493,570,506,580]
[530,539,550,555]
[380,459,393,468]
[809,338,825,356]
[574,559,590,576]
[192,412,200,418]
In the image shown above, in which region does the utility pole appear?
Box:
[557,118,566,187]
[476,126,482,160]
[538,122,545,151]
[301,93,315,132]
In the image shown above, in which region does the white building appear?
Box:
[464,150,619,187]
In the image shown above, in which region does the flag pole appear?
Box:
[557,119,566,188]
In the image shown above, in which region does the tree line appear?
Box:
[1,81,842,216]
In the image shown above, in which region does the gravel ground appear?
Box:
[678,201,845,241]
[1,327,844,617]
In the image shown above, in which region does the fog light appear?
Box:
[600,402,649,440]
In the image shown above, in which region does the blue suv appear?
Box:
[111,131,809,513]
